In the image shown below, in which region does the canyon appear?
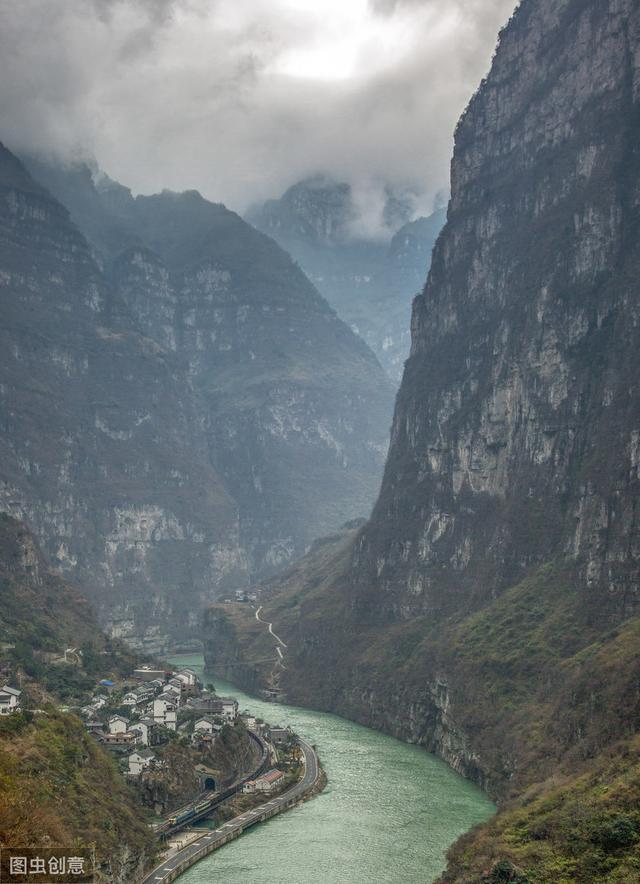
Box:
[205,1,640,880]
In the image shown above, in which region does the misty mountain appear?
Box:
[1,145,394,650]
[247,176,446,381]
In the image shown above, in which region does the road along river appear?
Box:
[168,653,495,884]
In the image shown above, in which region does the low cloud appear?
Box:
[0,0,518,227]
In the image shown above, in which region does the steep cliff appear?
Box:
[1,146,393,646]
[108,188,394,575]
[205,1,640,880]
[0,144,246,650]
[248,176,445,380]
[26,162,394,576]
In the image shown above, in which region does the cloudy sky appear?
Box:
[0,0,517,225]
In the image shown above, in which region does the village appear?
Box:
[70,663,299,812]
[0,643,305,821]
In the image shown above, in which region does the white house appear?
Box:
[192,716,219,741]
[177,668,198,685]
[220,698,238,721]
[164,683,182,702]
[0,686,21,715]
[152,697,176,731]
[108,715,129,735]
[128,749,156,776]
[130,717,157,746]
[122,692,139,707]
[164,705,176,730]
[128,721,148,745]
[254,769,284,793]
[174,669,199,694]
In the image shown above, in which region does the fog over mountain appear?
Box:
[0,0,516,234]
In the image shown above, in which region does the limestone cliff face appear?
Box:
[0,145,246,651]
[98,186,394,576]
[206,0,640,810]
[353,0,640,624]
[1,148,393,647]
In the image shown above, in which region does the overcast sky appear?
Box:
[0,0,517,229]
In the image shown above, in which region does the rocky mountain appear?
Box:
[1,144,393,650]
[248,176,445,380]
[205,1,640,880]
[0,144,245,651]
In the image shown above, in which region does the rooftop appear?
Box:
[260,769,284,783]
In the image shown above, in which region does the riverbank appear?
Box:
[168,654,495,884]
[140,736,324,883]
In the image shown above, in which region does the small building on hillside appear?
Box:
[219,698,238,721]
[103,731,135,747]
[0,685,21,715]
[152,697,177,731]
[108,715,129,735]
[128,721,148,745]
[128,749,156,776]
[164,682,182,702]
[177,668,198,685]
[254,769,284,793]
[192,716,220,742]
[270,726,294,746]
[84,720,105,735]
[133,667,167,682]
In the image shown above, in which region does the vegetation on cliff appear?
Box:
[0,515,156,880]
[0,711,155,882]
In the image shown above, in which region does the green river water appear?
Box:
[168,653,495,884]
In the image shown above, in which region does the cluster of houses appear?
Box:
[0,684,21,715]
[80,664,242,779]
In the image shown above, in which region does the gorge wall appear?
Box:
[205,1,640,879]
[0,147,393,651]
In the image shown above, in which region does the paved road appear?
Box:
[255,605,288,648]
[141,739,319,883]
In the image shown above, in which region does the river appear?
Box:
[168,653,495,884]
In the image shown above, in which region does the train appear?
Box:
[166,730,269,830]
